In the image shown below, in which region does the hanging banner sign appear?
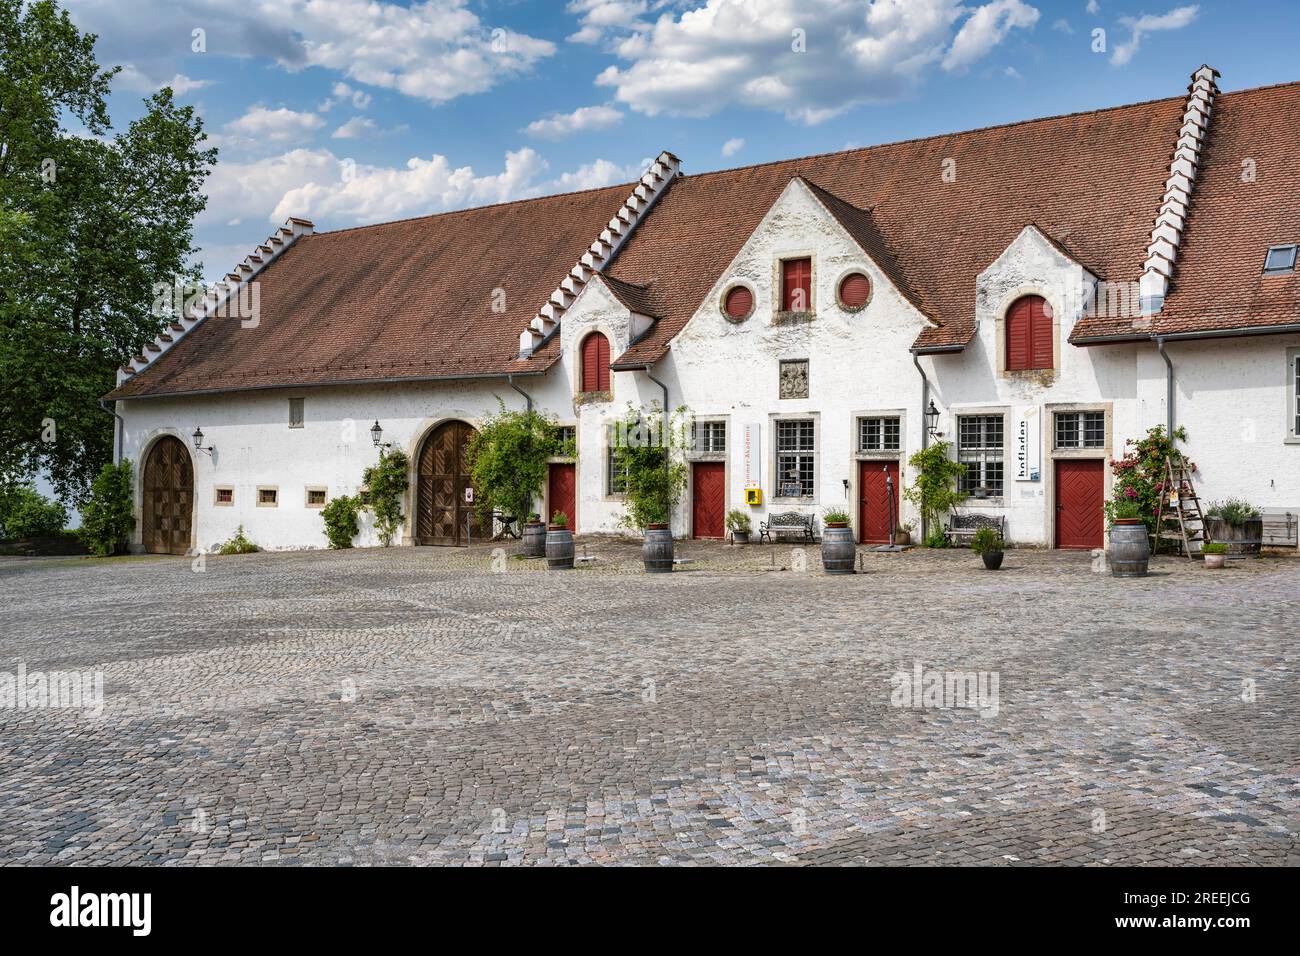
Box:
[743,424,762,488]
[1015,407,1041,481]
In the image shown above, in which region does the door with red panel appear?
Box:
[691,461,725,539]
[547,463,575,528]
[858,460,900,544]
[1055,458,1104,549]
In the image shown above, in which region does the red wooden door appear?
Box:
[858,460,900,544]
[691,461,725,539]
[1055,458,1104,549]
[548,463,575,528]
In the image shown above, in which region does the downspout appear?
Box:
[642,363,673,525]
[1155,336,1174,434]
[507,374,532,413]
[912,353,932,543]
[99,398,124,465]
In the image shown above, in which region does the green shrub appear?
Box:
[218,524,259,555]
[550,510,568,527]
[467,402,564,531]
[1201,541,1228,554]
[1206,499,1260,526]
[1104,425,1187,532]
[1109,499,1142,522]
[0,485,67,538]
[904,441,968,541]
[970,526,1004,555]
[614,404,689,531]
[321,495,362,549]
[725,508,751,534]
[363,449,410,546]
[78,461,135,556]
[822,508,851,524]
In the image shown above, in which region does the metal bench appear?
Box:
[759,511,817,543]
[1262,508,1298,548]
[946,512,1005,547]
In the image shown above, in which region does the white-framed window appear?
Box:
[288,397,304,428]
[1054,411,1105,449]
[1288,348,1300,442]
[776,419,816,498]
[858,416,901,453]
[257,486,279,507]
[691,420,726,455]
[305,487,327,508]
[958,415,1004,496]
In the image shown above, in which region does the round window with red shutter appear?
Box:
[721,284,754,322]
[837,271,871,311]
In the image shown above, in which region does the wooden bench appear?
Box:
[759,511,817,543]
[1262,508,1298,548]
[946,512,1005,547]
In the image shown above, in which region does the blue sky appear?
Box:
[60,0,1298,282]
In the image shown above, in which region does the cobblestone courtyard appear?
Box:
[1,540,1297,866]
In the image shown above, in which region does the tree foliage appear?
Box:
[1105,425,1189,532]
[0,483,66,538]
[615,403,689,530]
[78,459,133,555]
[0,0,217,503]
[904,441,968,546]
[467,402,566,528]
[362,449,410,546]
[321,495,362,549]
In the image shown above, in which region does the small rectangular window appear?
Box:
[858,416,901,453]
[1264,244,1298,275]
[555,425,576,456]
[691,420,726,454]
[958,415,1004,496]
[781,257,812,312]
[257,486,278,507]
[776,418,815,498]
[1054,411,1105,449]
[305,487,327,507]
[1288,348,1300,442]
[606,425,628,495]
[214,487,234,506]
[288,397,304,428]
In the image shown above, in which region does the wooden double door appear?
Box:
[416,421,482,546]
[142,436,194,555]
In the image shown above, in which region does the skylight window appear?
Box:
[1263,244,1298,275]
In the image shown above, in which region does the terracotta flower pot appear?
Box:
[1204,553,1225,569]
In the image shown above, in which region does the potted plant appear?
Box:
[970,526,1004,570]
[726,508,752,544]
[1201,540,1228,569]
[1105,498,1149,578]
[1204,499,1262,558]
[820,508,855,574]
[895,520,914,546]
[546,510,574,569]
[521,511,545,558]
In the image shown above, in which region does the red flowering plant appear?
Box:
[1104,426,1192,532]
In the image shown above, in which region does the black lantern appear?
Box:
[192,427,204,450]
[925,400,941,438]
[370,420,383,447]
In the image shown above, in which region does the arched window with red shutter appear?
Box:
[1005,295,1054,371]
[580,332,611,392]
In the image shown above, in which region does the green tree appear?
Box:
[615,403,689,530]
[78,459,134,555]
[904,441,968,546]
[362,449,410,546]
[467,402,565,528]
[0,0,217,503]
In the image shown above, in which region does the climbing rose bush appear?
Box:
[1104,425,1193,532]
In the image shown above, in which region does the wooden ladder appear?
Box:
[1153,454,1206,559]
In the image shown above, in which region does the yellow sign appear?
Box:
[745,487,763,506]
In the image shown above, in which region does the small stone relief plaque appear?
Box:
[779,359,809,400]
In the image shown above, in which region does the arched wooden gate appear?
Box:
[415,421,481,546]
[142,436,194,555]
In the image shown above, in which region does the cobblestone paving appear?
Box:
[1,540,1296,866]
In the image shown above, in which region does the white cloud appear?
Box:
[64,0,555,108]
[114,64,213,97]
[1111,5,1198,66]
[523,104,624,139]
[321,83,374,111]
[567,0,649,44]
[224,106,326,143]
[1052,18,1074,33]
[721,137,744,157]
[943,0,1040,71]
[544,158,645,192]
[332,117,379,139]
[594,0,1042,124]
[1086,0,1100,13]
[1004,66,1022,79]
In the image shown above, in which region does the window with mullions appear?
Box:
[858,416,900,452]
[776,419,815,498]
[606,428,628,495]
[1054,411,1105,449]
[958,415,1004,496]
[691,420,726,455]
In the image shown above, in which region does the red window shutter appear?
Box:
[581,333,610,392]
[782,258,811,312]
[838,272,871,309]
[1006,296,1052,371]
[724,286,753,319]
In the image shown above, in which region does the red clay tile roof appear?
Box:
[108,184,633,399]
[604,91,1187,363]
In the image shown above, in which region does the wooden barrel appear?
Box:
[643,525,673,573]
[1109,520,1149,577]
[545,528,574,569]
[821,525,856,574]
[521,522,546,558]
[1205,517,1262,557]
